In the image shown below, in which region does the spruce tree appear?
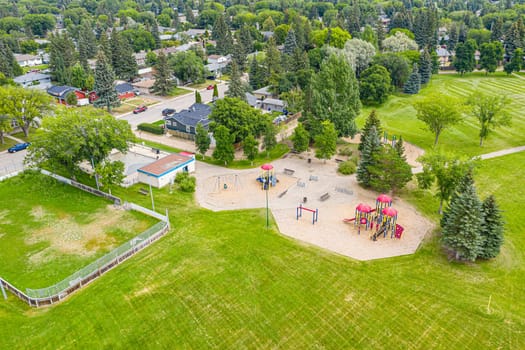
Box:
[249,57,264,90]
[368,145,412,195]
[213,15,233,55]
[98,33,112,62]
[404,63,421,94]
[232,42,247,71]
[358,110,382,152]
[111,32,137,80]
[0,39,21,78]
[152,51,173,96]
[151,21,161,49]
[357,126,381,187]
[284,29,298,56]
[441,171,483,261]
[78,20,97,72]
[478,195,505,259]
[419,48,432,84]
[226,61,245,100]
[394,135,406,160]
[93,51,120,112]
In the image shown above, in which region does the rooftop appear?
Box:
[138,153,193,176]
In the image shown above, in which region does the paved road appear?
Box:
[118,82,228,128]
[0,149,26,177]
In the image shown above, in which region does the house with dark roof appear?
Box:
[14,72,51,89]
[47,85,90,106]
[137,153,195,188]
[115,83,137,99]
[164,103,212,136]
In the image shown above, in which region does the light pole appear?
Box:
[148,175,155,211]
[265,173,269,229]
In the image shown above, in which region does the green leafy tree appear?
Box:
[65,91,78,106]
[479,42,503,74]
[243,133,259,165]
[209,97,266,143]
[359,65,392,105]
[152,51,173,96]
[95,160,125,191]
[291,122,310,153]
[213,84,219,99]
[169,51,206,84]
[93,51,120,112]
[359,110,382,152]
[357,125,381,187]
[453,40,477,75]
[70,63,87,90]
[195,122,210,159]
[372,53,410,89]
[403,63,421,94]
[26,108,134,175]
[0,88,14,143]
[175,171,196,192]
[212,14,233,55]
[416,151,474,214]
[22,14,55,37]
[478,195,505,260]
[504,48,524,74]
[468,92,511,146]
[309,53,361,137]
[264,36,282,81]
[419,48,432,84]
[441,171,483,262]
[212,125,235,165]
[262,122,277,157]
[314,120,337,163]
[78,20,97,70]
[413,93,463,146]
[368,145,412,195]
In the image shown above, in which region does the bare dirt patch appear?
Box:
[26,205,140,262]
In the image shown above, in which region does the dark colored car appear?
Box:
[133,105,148,114]
[8,142,30,153]
[162,108,175,116]
[206,84,215,90]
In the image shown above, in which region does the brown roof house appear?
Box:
[137,153,195,188]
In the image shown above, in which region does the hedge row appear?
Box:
[138,123,164,135]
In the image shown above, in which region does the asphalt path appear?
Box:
[0,149,26,177]
[119,82,228,128]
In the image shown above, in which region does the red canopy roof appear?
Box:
[376,194,392,203]
[261,164,274,170]
[356,203,372,213]
[382,207,398,217]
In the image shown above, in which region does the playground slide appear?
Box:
[343,218,356,223]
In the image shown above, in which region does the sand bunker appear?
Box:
[195,153,434,261]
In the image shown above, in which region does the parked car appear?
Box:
[133,105,147,114]
[162,108,175,116]
[206,84,215,90]
[273,115,287,125]
[8,142,30,153]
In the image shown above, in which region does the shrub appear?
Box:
[338,160,356,175]
[138,123,164,135]
[338,146,353,157]
[175,171,196,192]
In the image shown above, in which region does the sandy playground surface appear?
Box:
[195,151,434,261]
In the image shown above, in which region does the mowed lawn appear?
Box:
[0,172,158,289]
[358,72,525,156]
[1,153,523,349]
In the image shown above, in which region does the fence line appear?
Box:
[0,171,170,307]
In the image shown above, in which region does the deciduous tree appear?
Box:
[212,125,235,165]
[243,133,258,165]
[195,122,210,159]
[314,120,337,163]
[359,65,392,105]
[291,122,309,153]
[152,51,173,96]
[468,92,511,146]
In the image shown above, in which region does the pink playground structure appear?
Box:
[343,194,405,240]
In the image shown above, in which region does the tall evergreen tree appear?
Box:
[394,135,405,160]
[232,42,247,71]
[357,126,381,187]
[368,145,412,195]
[419,48,432,84]
[111,31,138,80]
[359,110,382,152]
[0,39,21,78]
[151,21,161,49]
[226,61,245,100]
[212,15,233,55]
[238,25,253,54]
[441,171,483,261]
[404,63,421,94]
[249,57,264,90]
[284,29,298,56]
[490,17,504,42]
[49,32,77,85]
[98,33,112,61]
[264,36,282,84]
[152,51,173,96]
[448,23,458,51]
[478,195,505,259]
[93,51,120,112]
[78,20,97,71]
[376,20,386,51]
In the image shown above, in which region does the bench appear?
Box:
[309,175,318,181]
[283,168,295,176]
[138,188,149,195]
[320,192,330,201]
[278,190,288,198]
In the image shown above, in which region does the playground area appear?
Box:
[194,154,433,261]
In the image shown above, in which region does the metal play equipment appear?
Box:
[297,204,319,224]
[371,207,399,241]
[375,194,393,212]
[257,163,277,190]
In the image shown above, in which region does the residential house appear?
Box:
[115,83,137,99]
[245,92,260,108]
[207,55,228,64]
[14,54,43,67]
[164,103,212,136]
[138,153,195,188]
[436,47,452,68]
[47,85,90,106]
[252,86,273,100]
[260,98,287,113]
[13,72,51,89]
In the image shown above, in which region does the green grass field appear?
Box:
[1,151,523,348]
[358,72,525,156]
[0,172,158,289]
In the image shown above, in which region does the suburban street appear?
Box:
[118,82,228,128]
[0,149,26,177]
